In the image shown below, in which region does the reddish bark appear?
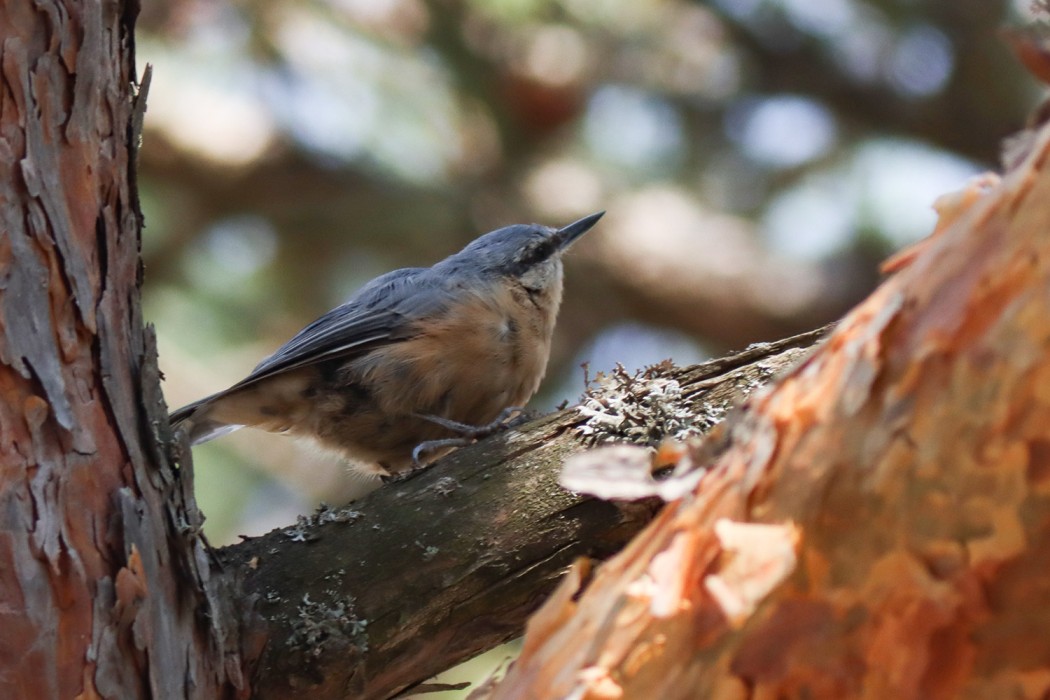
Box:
[486,119,1050,699]
[0,2,239,698]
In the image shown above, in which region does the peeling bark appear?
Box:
[0,2,240,698]
[484,122,1050,700]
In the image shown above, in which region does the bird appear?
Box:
[169,211,604,478]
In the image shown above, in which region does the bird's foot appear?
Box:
[416,406,526,436]
[409,437,474,469]
[410,407,527,467]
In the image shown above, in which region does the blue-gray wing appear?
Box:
[244,266,431,383]
[170,265,456,430]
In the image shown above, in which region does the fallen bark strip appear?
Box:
[217,326,827,699]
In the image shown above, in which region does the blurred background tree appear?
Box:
[140,0,1038,545]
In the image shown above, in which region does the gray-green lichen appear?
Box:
[575,361,721,446]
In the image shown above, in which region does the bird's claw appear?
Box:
[408,406,528,468]
[411,437,473,469]
[415,406,526,438]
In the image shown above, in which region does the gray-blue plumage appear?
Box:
[169,212,603,474]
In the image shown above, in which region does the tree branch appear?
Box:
[216,327,827,699]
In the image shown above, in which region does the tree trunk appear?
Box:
[483,124,1050,698]
[0,2,240,697]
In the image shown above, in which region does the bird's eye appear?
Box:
[522,238,556,266]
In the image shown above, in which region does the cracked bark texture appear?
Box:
[0,2,241,698]
[482,116,1050,699]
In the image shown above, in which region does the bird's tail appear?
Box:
[169,398,242,445]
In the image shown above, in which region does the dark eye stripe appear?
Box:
[525,238,556,265]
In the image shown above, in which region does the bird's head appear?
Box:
[440,211,604,295]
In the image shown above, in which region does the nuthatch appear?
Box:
[170,211,604,477]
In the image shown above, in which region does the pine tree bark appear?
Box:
[0,2,241,697]
[484,125,1050,698]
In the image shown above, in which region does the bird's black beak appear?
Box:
[553,211,604,251]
